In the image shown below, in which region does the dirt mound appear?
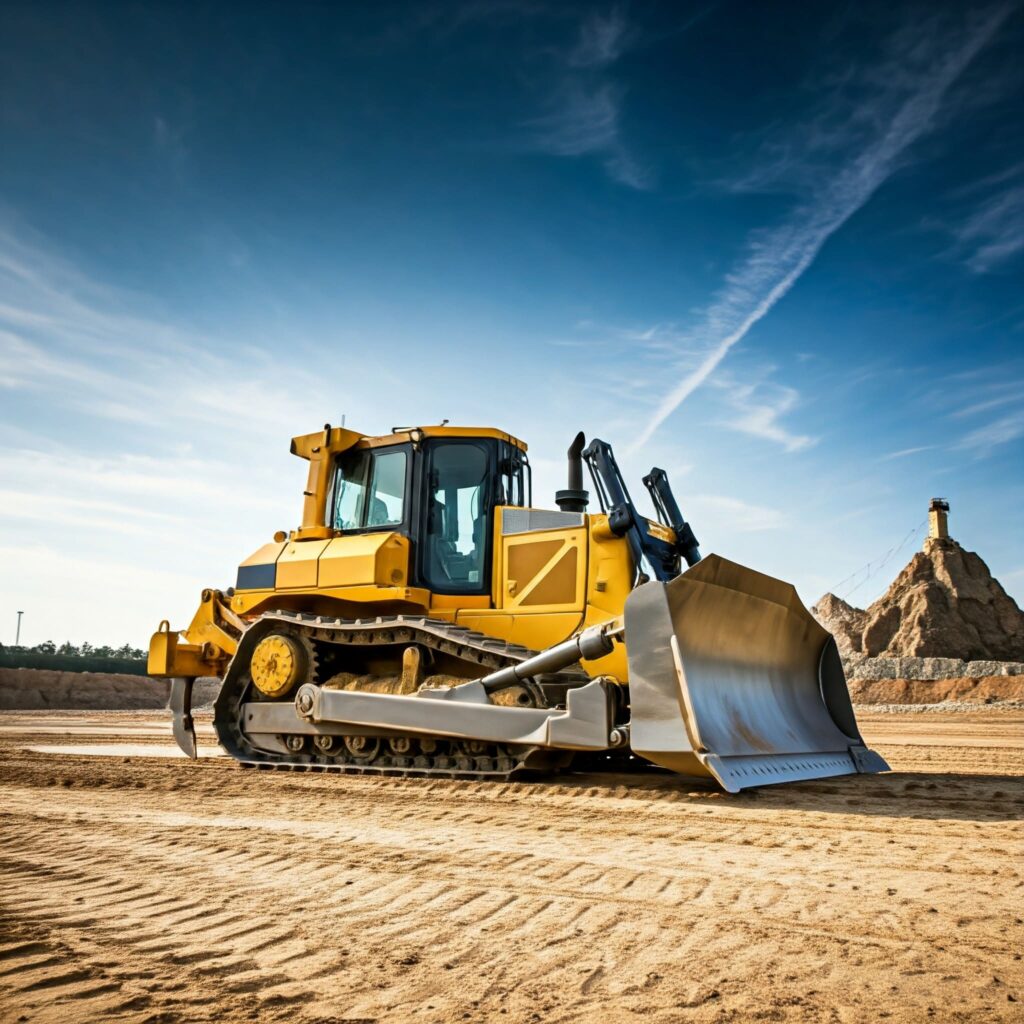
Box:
[811,593,867,656]
[848,674,1024,705]
[0,668,220,711]
[815,538,1024,660]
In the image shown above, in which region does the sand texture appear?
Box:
[0,669,220,710]
[0,708,1021,1024]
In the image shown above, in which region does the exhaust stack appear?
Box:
[555,431,589,513]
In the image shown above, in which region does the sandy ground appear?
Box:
[0,669,222,711]
[0,710,1021,1024]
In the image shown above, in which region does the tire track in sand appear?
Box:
[0,720,1022,1024]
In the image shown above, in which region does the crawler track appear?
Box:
[216,611,602,779]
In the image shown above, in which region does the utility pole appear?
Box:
[15,611,24,646]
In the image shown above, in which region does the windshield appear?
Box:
[332,448,407,530]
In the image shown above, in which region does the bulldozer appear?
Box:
[149,423,888,792]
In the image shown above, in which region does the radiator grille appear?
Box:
[502,509,585,535]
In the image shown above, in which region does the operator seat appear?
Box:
[428,497,458,581]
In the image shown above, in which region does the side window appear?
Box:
[499,445,526,507]
[333,450,371,530]
[333,448,407,531]
[425,443,491,591]
[367,451,406,526]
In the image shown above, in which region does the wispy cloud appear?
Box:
[949,161,1024,272]
[938,365,1024,455]
[585,320,706,359]
[0,221,374,644]
[685,494,784,532]
[525,8,652,189]
[880,445,935,461]
[956,410,1024,454]
[566,8,628,68]
[631,4,1013,450]
[949,372,1024,419]
[718,381,816,453]
[527,82,621,156]
[0,223,334,440]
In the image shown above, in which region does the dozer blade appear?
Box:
[624,554,888,792]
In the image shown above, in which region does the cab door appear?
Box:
[417,439,495,596]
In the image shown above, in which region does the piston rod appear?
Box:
[476,621,622,694]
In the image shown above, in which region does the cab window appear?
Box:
[332,448,407,531]
[499,444,527,507]
[424,442,491,592]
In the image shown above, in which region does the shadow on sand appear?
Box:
[547,766,1024,823]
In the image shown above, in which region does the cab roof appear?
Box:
[290,423,527,461]
[363,425,527,451]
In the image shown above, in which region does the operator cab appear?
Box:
[329,429,529,596]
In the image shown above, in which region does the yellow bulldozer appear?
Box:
[149,423,887,791]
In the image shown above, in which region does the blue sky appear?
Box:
[1,1,1022,646]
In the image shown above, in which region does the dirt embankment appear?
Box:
[4,665,1021,712]
[0,668,220,710]
[848,674,1024,705]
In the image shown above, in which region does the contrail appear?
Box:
[631,5,1013,452]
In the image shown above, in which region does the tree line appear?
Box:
[3,641,146,660]
[0,641,149,675]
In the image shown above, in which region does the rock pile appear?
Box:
[813,537,1024,662]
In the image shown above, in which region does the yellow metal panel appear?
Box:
[290,426,365,539]
[500,527,587,612]
[290,425,365,461]
[646,519,675,544]
[316,583,426,605]
[430,593,490,611]
[229,584,432,620]
[519,548,578,606]
[317,532,410,588]
[579,514,633,683]
[583,514,633,616]
[507,540,562,595]
[456,611,583,651]
[277,539,330,589]
[239,541,285,569]
[579,606,629,683]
